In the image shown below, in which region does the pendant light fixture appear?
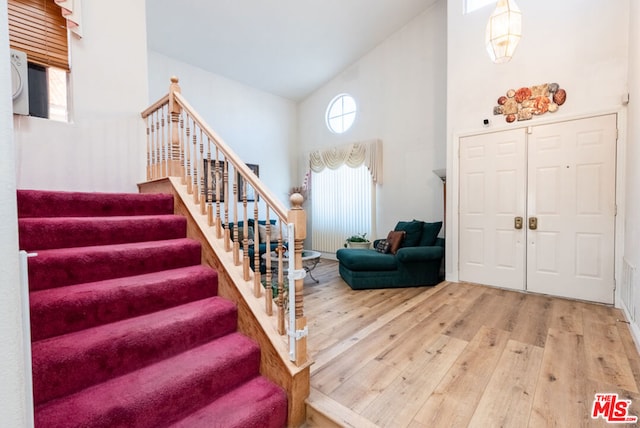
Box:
[485,0,522,63]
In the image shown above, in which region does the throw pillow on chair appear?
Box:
[386,230,406,254]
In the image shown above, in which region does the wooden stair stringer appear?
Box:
[139,177,311,427]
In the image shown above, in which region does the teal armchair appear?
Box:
[336,220,444,290]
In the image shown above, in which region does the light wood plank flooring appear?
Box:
[303,259,640,427]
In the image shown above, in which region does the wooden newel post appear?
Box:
[168,76,183,177]
[288,193,308,366]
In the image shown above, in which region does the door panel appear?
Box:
[459,129,526,290]
[526,114,616,303]
[458,114,616,304]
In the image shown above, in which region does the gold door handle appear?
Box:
[514,216,523,229]
[529,217,538,230]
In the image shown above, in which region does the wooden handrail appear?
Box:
[140,94,169,119]
[172,91,288,220]
[141,76,308,370]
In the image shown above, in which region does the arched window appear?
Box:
[326,94,357,134]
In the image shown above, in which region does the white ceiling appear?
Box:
[145,0,439,101]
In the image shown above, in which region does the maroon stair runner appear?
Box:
[18,189,287,428]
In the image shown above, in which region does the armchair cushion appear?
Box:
[418,221,443,247]
[394,220,423,247]
[336,249,397,271]
[396,246,444,263]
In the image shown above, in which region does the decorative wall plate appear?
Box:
[493,83,566,123]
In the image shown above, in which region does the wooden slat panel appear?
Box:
[582,304,638,393]
[363,334,468,427]
[468,339,544,427]
[508,292,553,347]
[331,302,466,415]
[412,326,511,427]
[548,295,585,334]
[306,263,640,427]
[530,328,591,426]
[375,303,464,372]
[310,285,443,371]
[444,289,521,342]
[8,0,69,71]
[330,358,402,415]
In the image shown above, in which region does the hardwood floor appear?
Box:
[303,259,640,427]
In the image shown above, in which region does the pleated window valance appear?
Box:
[309,139,383,184]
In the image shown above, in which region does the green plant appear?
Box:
[261,278,288,299]
[344,233,369,247]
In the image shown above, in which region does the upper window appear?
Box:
[464,0,495,14]
[326,94,357,134]
[8,0,69,121]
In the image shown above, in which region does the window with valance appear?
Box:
[309,139,382,254]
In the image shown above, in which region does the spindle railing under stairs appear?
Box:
[140,77,309,370]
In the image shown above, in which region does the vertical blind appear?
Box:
[311,164,373,255]
[8,0,70,71]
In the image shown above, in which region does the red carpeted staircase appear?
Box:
[18,189,288,428]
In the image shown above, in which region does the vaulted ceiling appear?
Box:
[146,0,439,101]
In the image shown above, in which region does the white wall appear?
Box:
[298,1,447,242]
[13,0,149,193]
[0,3,32,426]
[622,1,640,338]
[446,0,630,280]
[148,51,298,204]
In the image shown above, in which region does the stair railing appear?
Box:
[141,77,308,366]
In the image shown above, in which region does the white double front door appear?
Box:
[459,114,617,304]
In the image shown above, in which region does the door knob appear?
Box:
[529,217,538,230]
[514,216,523,229]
